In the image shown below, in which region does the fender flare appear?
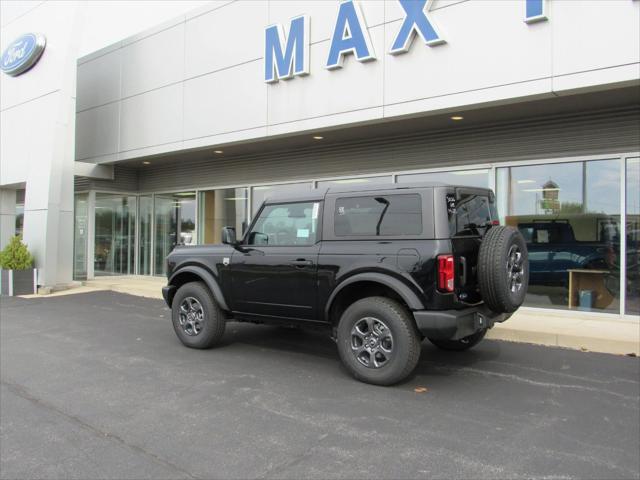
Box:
[324,272,425,321]
[168,265,229,311]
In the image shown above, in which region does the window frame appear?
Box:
[242,200,323,247]
[323,188,434,241]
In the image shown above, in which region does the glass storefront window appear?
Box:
[94,194,136,276]
[251,183,312,215]
[138,196,153,276]
[199,188,248,244]
[625,157,639,316]
[496,159,621,313]
[73,193,88,280]
[397,169,489,188]
[316,176,392,189]
[154,192,196,276]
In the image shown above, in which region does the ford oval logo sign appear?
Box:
[1,33,46,77]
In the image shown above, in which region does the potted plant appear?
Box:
[0,235,37,296]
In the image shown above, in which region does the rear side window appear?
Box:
[449,192,498,236]
[334,194,422,236]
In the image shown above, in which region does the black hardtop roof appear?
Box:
[263,181,490,204]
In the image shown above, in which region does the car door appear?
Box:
[229,201,321,321]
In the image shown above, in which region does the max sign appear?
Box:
[264,0,547,83]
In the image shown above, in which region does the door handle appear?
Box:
[290,259,313,267]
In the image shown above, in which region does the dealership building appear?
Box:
[1,0,639,319]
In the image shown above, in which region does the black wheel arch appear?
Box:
[167,265,229,311]
[324,272,425,324]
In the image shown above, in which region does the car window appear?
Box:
[247,202,320,246]
[449,192,496,236]
[334,194,422,236]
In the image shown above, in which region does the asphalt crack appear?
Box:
[257,432,329,479]
[0,379,200,480]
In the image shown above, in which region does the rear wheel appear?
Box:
[478,226,529,313]
[336,297,421,386]
[428,328,487,351]
[171,281,225,349]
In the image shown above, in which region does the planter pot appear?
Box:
[0,268,37,296]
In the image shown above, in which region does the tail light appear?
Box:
[437,255,455,292]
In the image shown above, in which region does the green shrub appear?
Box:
[0,235,34,270]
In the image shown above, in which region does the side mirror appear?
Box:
[248,232,269,245]
[221,226,237,245]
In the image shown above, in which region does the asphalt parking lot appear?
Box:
[1,291,639,480]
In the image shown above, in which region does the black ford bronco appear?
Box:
[162,183,529,385]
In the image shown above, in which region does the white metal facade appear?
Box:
[74,0,640,164]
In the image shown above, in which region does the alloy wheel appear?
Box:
[506,244,524,293]
[179,297,205,336]
[350,317,394,368]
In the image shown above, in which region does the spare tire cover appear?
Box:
[478,226,529,313]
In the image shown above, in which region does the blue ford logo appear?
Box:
[1,33,46,77]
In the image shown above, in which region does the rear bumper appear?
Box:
[413,306,511,340]
[162,285,176,307]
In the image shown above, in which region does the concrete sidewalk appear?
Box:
[489,309,639,356]
[21,276,165,300]
[20,275,640,356]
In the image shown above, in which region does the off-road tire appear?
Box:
[336,296,421,386]
[428,328,487,351]
[171,281,225,349]
[478,226,529,313]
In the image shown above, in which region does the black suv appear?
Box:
[162,183,529,385]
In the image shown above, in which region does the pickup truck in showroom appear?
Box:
[162,183,529,385]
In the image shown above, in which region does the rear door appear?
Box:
[446,188,499,304]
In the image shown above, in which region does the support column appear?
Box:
[20,3,86,288]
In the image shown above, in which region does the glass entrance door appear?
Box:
[73,193,88,280]
[138,196,153,275]
[154,193,196,275]
[94,194,136,276]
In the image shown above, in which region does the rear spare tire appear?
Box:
[478,226,528,313]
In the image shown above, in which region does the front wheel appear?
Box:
[428,329,487,352]
[171,281,225,349]
[336,297,421,386]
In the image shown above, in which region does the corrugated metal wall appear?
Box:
[75,165,138,193]
[76,107,640,194]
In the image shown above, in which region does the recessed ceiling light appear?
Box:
[142,161,151,165]
[214,150,224,154]
[450,115,464,121]
[313,136,324,140]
